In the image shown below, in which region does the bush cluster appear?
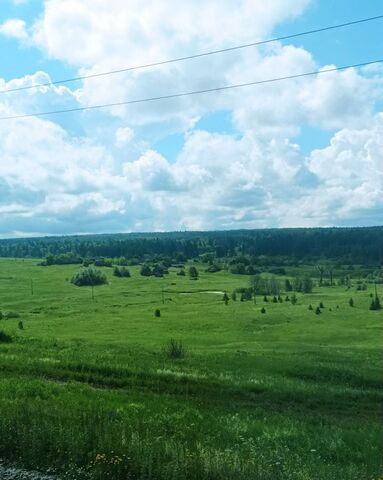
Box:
[71,268,108,287]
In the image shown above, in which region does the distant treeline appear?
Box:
[0,227,382,263]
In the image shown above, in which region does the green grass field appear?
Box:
[0,258,382,479]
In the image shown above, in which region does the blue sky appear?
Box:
[0,0,382,236]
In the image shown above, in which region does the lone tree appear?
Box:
[315,306,321,315]
[231,291,237,301]
[291,293,298,305]
[71,267,107,287]
[370,284,381,310]
[316,264,325,286]
[349,298,354,307]
[261,307,266,314]
[189,266,199,279]
[223,292,229,305]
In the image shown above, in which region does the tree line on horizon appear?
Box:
[0,227,382,263]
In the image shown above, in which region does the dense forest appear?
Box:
[0,227,381,263]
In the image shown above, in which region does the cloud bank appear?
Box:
[0,0,382,236]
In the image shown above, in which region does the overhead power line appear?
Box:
[1,59,382,121]
[1,14,383,95]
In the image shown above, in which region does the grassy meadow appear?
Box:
[0,258,382,479]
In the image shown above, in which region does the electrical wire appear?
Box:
[0,14,382,94]
[1,59,381,121]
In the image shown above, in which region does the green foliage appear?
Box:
[94,258,113,268]
[319,301,325,308]
[176,268,185,276]
[291,294,298,305]
[222,292,229,305]
[0,331,12,343]
[206,264,221,273]
[370,295,381,310]
[152,263,169,277]
[154,309,161,317]
[188,266,199,279]
[140,264,152,276]
[43,252,83,266]
[231,291,237,301]
[268,267,286,275]
[315,306,321,315]
[71,267,107,287]
[308,304,313,311]
[164,339,186,359]
[285,279,293,291]
[349,298,354,307]
[250,275,281,295]
[0,258,382,480]
[292,276,313,293]
[113,266,131,278]
[260,307,266,314]
[2,311,20,319]
[1,227,382,264]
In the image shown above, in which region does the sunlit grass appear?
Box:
[0,258,382,479]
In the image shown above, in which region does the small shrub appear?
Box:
[263,295,268,302]
[272,296,278,303]
[370,296,382,310]
[308,304,313,311]
[113,266,131,278]
[349,298,354,307]
[140,265,152,276]
[206,264,221,273]
[285,295,290,302]
[3,311,20,319]
[165,339,186,359]
[0,331,12,343]
[223,292,229,305]
[261,307,266,314]
[231,291,237,301]
[315,306,321,315]
[177,269,186,276]
[71,268,107,287]
[291,294,298,305]
[154,309,161,317]
[319,301,324,308]
[18,320,24,330]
